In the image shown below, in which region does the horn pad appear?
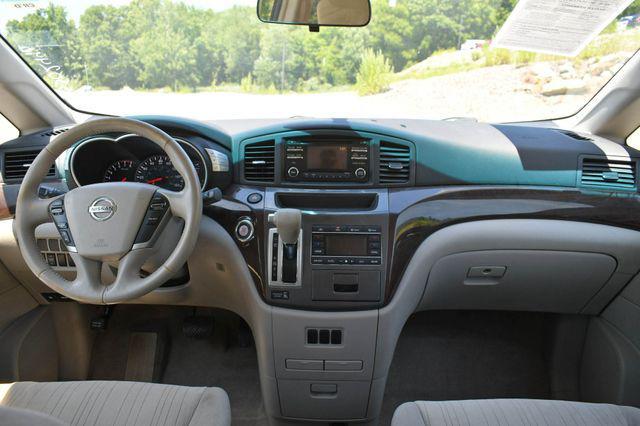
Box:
[64,182,156,261]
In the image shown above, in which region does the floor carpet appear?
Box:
[379,310,551,425]
[89,305,267,426]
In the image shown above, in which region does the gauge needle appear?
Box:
[121,177,127,182]
[147,177,163,184]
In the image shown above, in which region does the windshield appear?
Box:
[1,0,639,122]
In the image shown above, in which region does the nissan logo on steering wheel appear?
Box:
[88,197,117,221]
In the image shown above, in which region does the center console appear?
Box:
[261,188,389,422]
[264,189,388,310]
[229,130,415,424]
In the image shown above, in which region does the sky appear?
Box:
[0,0,257,29]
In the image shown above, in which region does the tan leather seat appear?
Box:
[0,381,230,426]
[391,399,640,426]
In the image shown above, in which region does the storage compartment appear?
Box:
[422,250,617,313]
[278,379,371,420]
[275,192,377,210]
[312,270,381,301]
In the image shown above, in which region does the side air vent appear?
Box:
[580,157,636,190]
[379,140,411,184]
[244,140,275,182]
[3,150,56,181]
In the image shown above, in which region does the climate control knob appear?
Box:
[287,167,300,178]
[355,168,367,179]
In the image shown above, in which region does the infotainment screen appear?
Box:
[306,145,348,171]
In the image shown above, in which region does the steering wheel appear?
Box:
[15,118,202,304]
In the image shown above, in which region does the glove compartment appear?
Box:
[421,250,617,313]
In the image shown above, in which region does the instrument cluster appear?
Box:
[69,134,225,191]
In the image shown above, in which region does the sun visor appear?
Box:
[493,0,635,56]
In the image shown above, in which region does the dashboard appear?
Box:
[2,116,640,310]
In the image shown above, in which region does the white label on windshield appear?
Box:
[493,0,634,56]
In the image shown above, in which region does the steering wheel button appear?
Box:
[150,202,167,211]
[60,230,73,245]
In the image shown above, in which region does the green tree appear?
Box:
[79,5,139,89]
[129,1,200,90]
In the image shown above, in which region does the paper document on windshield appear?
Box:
[493,0,634,56]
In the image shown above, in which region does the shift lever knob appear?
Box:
[268,209,301,245]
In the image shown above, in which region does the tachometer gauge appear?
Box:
[135,154,185,191]
[103,159,137,183]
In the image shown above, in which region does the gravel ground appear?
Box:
[59,64,594,123]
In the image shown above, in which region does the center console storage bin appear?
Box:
[278,379,371,420]
[422,250,617,313]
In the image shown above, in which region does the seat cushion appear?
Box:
[0,381,230,426]
[392,399,640,426]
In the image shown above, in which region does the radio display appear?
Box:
[284,139,370,181]
[325,234,368,257]
[306,144,348,171]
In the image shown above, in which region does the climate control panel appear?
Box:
[310,225,382,265]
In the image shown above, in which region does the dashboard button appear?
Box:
[287,167,300,178]
[235,218,254,243]
[247,193,263,204]
[46,253,57,267]
[271,290,289,300]
[355,168,367,179]
[56,254,68,267]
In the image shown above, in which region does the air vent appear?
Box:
[581,157,636,190]
[40,127,69,138]
[3,150,56,181]
[379,141,411,184]
[244,140,275,182]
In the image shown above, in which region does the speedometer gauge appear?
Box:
[103,159,137,183]
[135,155,185,190]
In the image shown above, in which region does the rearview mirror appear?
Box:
[257,0,371,28]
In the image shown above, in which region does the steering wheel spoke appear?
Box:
[104,248,161,303]
[71,254,104,292]
[156,188,188,219]
[25,194,64,227]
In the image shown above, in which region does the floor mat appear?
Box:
[89,305,267,426]
[124,332,159,382]
[379,310,551,425]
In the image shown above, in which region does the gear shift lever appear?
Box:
[268,209,301,283]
